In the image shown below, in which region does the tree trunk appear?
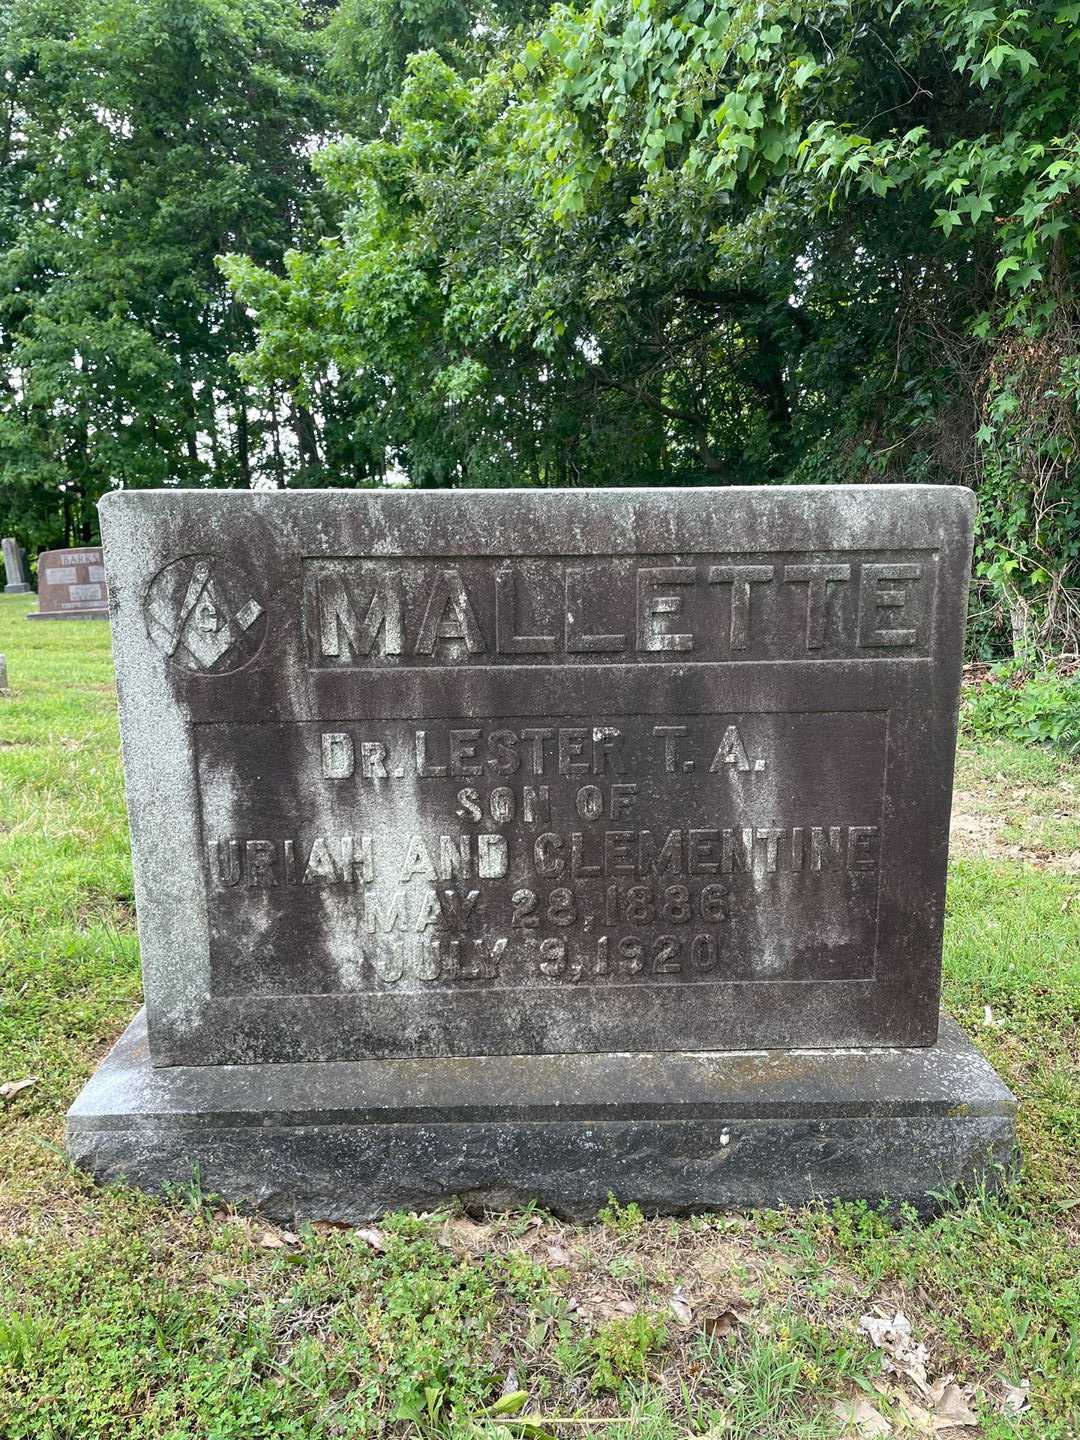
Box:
[235,392,251,489]
[289,399,321,473]
[269,387,286,489]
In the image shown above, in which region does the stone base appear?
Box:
[4,583,31,594]
[27,607,108,620]
[67,1010,1016,1222]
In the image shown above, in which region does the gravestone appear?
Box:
[0,653,8,693]
[67,487,1016,1219]
[27,545,109,620]
[2,537,32,594]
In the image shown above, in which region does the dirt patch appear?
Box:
[950,788,1080,872]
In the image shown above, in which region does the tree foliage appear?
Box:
[0,0,347,549]
[228,0,1080,653]
[2,0,1078,656]
[512,0,1080,653]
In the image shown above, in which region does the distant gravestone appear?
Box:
[0,653,8,693]
[68,487,1015,1220]
[2,537,32,594]
[27,545,109,620]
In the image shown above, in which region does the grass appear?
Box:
[1,590,1078,1439]
[952,741,1080,867]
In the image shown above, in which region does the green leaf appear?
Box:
[481,1390,531,1416]
[994,255,1021,285]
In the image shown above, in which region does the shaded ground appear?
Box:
[1,593,1077,1440]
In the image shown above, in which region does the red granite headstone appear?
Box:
[28,546,109,620]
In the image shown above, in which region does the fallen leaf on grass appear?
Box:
[310,1218,353,1234]
[258,1229,299,1248]
[668,1288,693,1326]
[0,1077,38,1102]
[859,1309,930,1395]
[545,1244,572,1266]
[355,1226,385,1251]
[833,1394,892,1436]
[997,1378,1030,1414]
[859,1310,910,1349]
[931,1382,979,1428]
[701,1303,747,1340]
[863,1382,981,1435]
[439,1216,493,1251]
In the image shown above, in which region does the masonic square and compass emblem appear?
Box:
[144,554,267,672]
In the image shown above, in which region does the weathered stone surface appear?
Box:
[67,1009,1016,1221]
[71,484,1020,1215]
[97,486,976,1067]
[0,653,8,693]
[27,545,109,620]
[2,537,31,594]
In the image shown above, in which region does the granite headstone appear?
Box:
[2,537,31,594]
[28,545,109,620]
[67,487,1016,1219]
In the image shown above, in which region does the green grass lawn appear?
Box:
[1,592,1077,1440]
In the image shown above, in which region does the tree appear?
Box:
[522,0,1080,653]
[228,0,1080,655]
[0,0,336,550]
[1,0,1076,655]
